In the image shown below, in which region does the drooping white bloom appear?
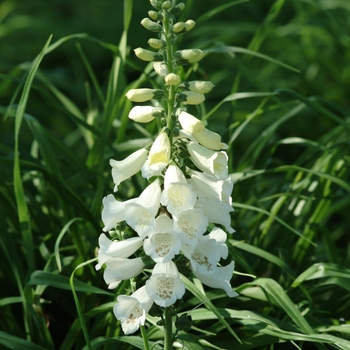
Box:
[143,214,182,262]
[95,234,143,271]
[101,195,137,232]
[124,178,161,239]
[161,164,197,216]
[103,257,145,289]
[177,111,205,134]
[193,262,239,298]
[128,106,164,123]
[146,261,185,307]
[110,149,149,192]
[208,227,229,259]
[113,286,153,335]
[193,128,224,151]
[195,197,235,234]
[188,169,233,205]
[181,231,227,275]
[173,208,208,246]
[187,142,228,179]
[148,132,171,172]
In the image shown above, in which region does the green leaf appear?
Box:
[0,331,48,350]
[27,270,113,296]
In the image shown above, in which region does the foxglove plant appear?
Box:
[96,0,238,348]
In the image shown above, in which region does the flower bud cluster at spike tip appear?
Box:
[96,0,238,336]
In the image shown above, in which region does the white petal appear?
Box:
[103,258,145,289]
[95,234,143,270]
[148,133,171,172]
[173,208,208,246]
[146,261,185,307]
[110,149,148,191]
[193,262,239,298]
[163,163,187,189]
[101,195,137,232]
[136,178,161,217]
[209,227,228,259]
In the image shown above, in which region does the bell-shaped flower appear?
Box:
[176,91,205,105]
[178,111,205,134]
[195,197,235,234]
[143,214,182,263]
[180,80,215,94]
[125,88,164,103]
[154,61,168,78]
[181,230,228,275]
[103,257,145,289]
[146,260,185,307]
[95,233,143,271]
[175,49,205,63]
[193,261,239,298]
[110,148,149,191]
[113,286,153,335]
[134,47,163,62]
[128,106,164,123]
[148,132,171,172]
[173,208,208,247]
[161,164,197,216]
[124,178,161,239]
[193,128,225,151]
[187,142,228,179]
[101,195,137,232]
[165,73,181,86]
[208,227,229,259]
[188,169,233,204]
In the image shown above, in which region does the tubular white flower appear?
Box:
[177,91,205,105]
[124,178,161,239]
[110,149,148,191]
[113,286,153,335]
[101,195,137,232]
[95,234,143,271]
[103,257,145,289]
[188,169,233,204]
[175,49,205,63]
[128,106,164,123]
[195,197,235,234]
[154,61,168,77]
[178,111,205,134]
[148,132,171,172]
[187,142,228,179]
[173,208,208,246]
[193,128,224,150]
[146,261,185,307]
[193,262,239,298]
[181,232,227,275]
[143,214,182,263]
[161,164,197,216]
[126,88,163,102]
[134,47,162,62]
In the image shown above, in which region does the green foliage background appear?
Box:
[0,0,349,349]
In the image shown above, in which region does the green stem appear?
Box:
[140,325,150,350]
[164,307,173,350]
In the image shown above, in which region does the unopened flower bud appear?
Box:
[134,47,163,62]
[141,18,162,32]
[170,2,185,15]
[150,0,162,10]
[165,73,181,86]
[148,38,166,49]
[184,19,196,32]
[148,10,163,21]
[172,22,185,34]
[175,49,205,64]
[178,111,205,133]
[154,61,168,77]
[176,91,205,105]
[126,88,164,102]
[162,1,172,10]
[128,106,164,123]
[180,80,215,94]
[193,128,223,150]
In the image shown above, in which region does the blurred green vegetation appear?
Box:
[0,0,350,349]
